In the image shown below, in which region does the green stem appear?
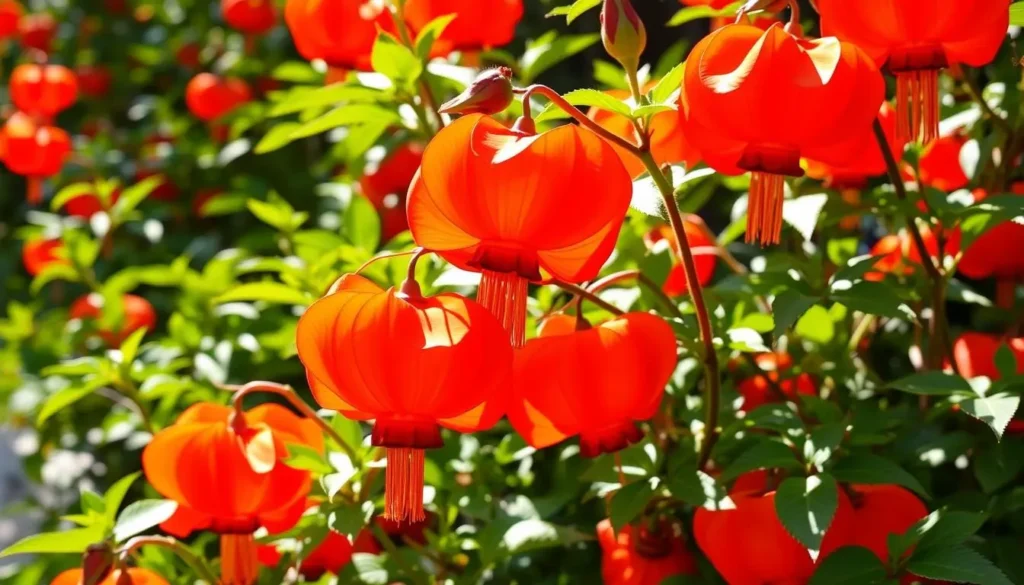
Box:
[391,0,443,134]
[119,536,218,584]
[585,269,684,321]
[553,280,625,316]
[517,85,641,152]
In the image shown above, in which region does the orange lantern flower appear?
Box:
[296,273,512,522]
[818,0,1008,144]
[22,238,68,277]
[680,23,884,245]
[70,293,158,346]
[844,484,928,564]
[866,224,959,281]
[959,184,1024,307]
[18,12,55,53]
[597,519,698,585]
[403,0,523,57]
[407,113,632,347]
[9,64,78,118]
[805,102,904,191]
[509,312,676,456]
[915,133,970,192]
[1,112,72,204]
[358,143,423,243]
[76,65,113,98]
[643,220,717,298]
[587,87,700,179]
[51,568,170,585]
[185,73,252,122]
[284,0,396,74]
[735,351,817,412]
[0,0,22,38]
[694,486,854,584]
[143,402,322,585]
[257,529,366,580]
[222,0,276,35]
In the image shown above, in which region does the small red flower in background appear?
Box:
[957,185,1024,306]
[134,170,179,202]
[51,568,170,585]
[192,188,223,217]
[144,402,322,585]
[914,133,970,193]
[257,527,385,580]
[509,312,676,457]
[358,143,423,243]
[70,293,158,346]
[64,186,121,218]
[75,65,113,98]
[18,12,55,53]
[222,0,276,35]
[176,42,202,68]
[587,86,700,179]
[185,73,252,122]
[22,238,68,276]
[0,0,23,39]
[643,219,717,298]
[1,112,72,204]
[407,113,632,348]
[735,351,817,412]
[818,0,1008,143]
[597,519,698,585]
[844,485,928,565]
[403,0,523,57]
[867,225,960,281]
[284,0,396,73]
[680,23,884,245]
[296,273,512,522]
[9,63,78,118]
[953,332,1024,435]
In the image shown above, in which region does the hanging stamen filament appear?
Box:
[478,269,529,348]
[746,172,785,246]
[896,70,940,144]
[385,447,426,524]
[220,534,259,585]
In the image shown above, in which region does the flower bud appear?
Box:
[439,67,514,116]
[601,0,646,72]
[81,542,115,585]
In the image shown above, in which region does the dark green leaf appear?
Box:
[959,394,1020,439]
[810,546,888,585]
[907,544,1013,585]
[774,474,839,550]
[720,440,801,482]
[772,291,819,340]
[889,372,972,396]
[610,479,657,531]
[830,454,929,497]
[916,511,987,554]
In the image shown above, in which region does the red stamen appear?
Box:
[478,270,528,348]
[385,447,426,524]
[221,534,259,585]
[746,172,785,245]
[896,70,940,144]
[27,178,42,205]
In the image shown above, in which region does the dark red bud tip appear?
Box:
[82,543,115,585]
[511,116,536,135]
[601,0,646,70]
[439,68,515,116]
[397,278,423,301]
[114,570,134,585]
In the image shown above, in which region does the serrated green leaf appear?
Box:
[830,454,929,498]
[720,440,802,482]
[958,394,1021,440]
[773,292,818,340]
[774,474,839,550]
[890,372,973,396]
[610,478,657,531]
[916,511,987,554]
[649,63,684,105]
[908,544,1013,585]
[810,546,888,585]
[255,122,303,154]
[103,472,141,524]
[536,88,631,123]
[113,499,178,542]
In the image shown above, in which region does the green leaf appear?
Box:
[413,13,457,59]
[103,472,141,523]
[371,32,423,89]
[667,466,732,510]
[271,61,323,83]
[31,262,81,295]
[667,2,743,26]
[118,327,147,367]
[720,440,802,482]
[916,511,987,554]
[501,519,592,556]
[632,104,674,118]
[890,372,973,396]
[907,544,1014,585]
[610,478,658,531]
[213,283,311,306]
[0,527,105,558]
[80,489,106,516]
[289,105,400,141]
[958,394,1021,440]
[830,454,929,497]
[995,344,1020,379]
[343,195,382,253]
[352,553,390,585]
[50,182,95,212]
[795,305,837,345]
[111,175,163,217]
[649,62,684,105]
[773,291,819,339]
[830,280,915,320]
[247,198,307,233]
[810,546,888,585]
[1012,2,1024,26]
[37,378,109,426]
[546,0,601,23]
[726,327,769,352]
[284,443,334,474]
[774,474,839,551]
[535,88,631,123]
[113,499,178,542]
[269,85,382,118]
[521,33,600,84]
[254,122,303,154]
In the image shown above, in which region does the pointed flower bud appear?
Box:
[601,0,646,72]
[438,67,514,116]
[81,542,115,585]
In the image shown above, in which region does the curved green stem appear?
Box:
[517,84,641,152]
[118,536,218,584]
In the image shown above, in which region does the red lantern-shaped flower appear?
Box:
[296,273,512,522]
[681,23,884,245]
[284,0,397,73]
[185,73,252,122]
[358,143,423,243]
[844,484,928,564]
[735,351,817,412]
[143,402,323,585]
[63,186,121,218]
[257,528,378,580]
[866,224,959,281]
[509,312,676,456]
[959,184,1024,308]
[694,485,855,584]
[18,12,55,53]
[1,112,72,204]
[0,0,22,38]
[952,332,1024,380]
[70,293,158,346]
[818,0,1008,144]
[22,238,67,276]
[403,0,523,57]
[222,0,276,35]
[915,133,970,192]
[805,102,904,191]
[52,568,170,585]
[76,65,113,98]
[408,113,632,347]
[643,219,718,298]
[9,64,78,118]
[587,87,700,179]
[597,519,698,585]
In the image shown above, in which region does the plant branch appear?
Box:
[962,77,1011,136]
[391,0,444,133]
[552,281,625,316]
[118,536,218,584]
[585,269,684,320]
[516,84,643,152]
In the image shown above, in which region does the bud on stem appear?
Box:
[600,0,646,81]
[438,67,514,116]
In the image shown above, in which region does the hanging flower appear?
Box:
[358,143,423,243]
[509,312,676,456]
[952,332,1024,380]
[76,65,113,98]
[222,0,276,35]
[915,133,970,192]
[844,484,929,564]
[22,238,68,277]
[257,528,375,580]
[1,112,72,204]
[680,23,884,245]
[9,63,79,119]
[284,0,396,74]
[587,87,700,179]
[959,186,1024,309]
[818,0,1008,143]
[296,273,512,522]
[70,293,158,346]
[143,402,323,585]
[805,102,903,191]
[51,568,170,585]
[597,519,698,585]
[18,12,55,53]
[185,73,252,122]
[866,224,959,281]
[407,113,632,347]
[734,351,817,412]
[0,0,23,39]
[643,219,718,298]
[404,0,523,57]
